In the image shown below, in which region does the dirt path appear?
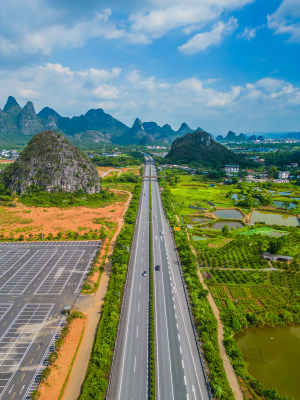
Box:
[197,270,243,400]
[63,190,132,400]
[99,168,122,178]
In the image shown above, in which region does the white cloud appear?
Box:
[268,0,300,43]
[0,63,299,132]
[129,0,252,40]
[237,26,257,40]
[178,17,238,54]
[0,0,255,64]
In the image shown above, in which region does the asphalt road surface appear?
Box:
[107,159,151,400]
[151,160,210,400]
[0,241,99,400]
[108,157,211,400]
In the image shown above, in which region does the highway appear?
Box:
[108,157,211,400]
[107,159,151,400]
[151,160,211,400]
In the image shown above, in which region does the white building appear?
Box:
[278,171,290,180]
[225,164,239,174]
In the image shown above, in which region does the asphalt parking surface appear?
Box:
[0,241,100,400]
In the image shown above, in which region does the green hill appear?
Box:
[165,130,247,168]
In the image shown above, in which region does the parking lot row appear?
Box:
[0,303,53,399]
[0,241,101,247]
[0,249,30,277]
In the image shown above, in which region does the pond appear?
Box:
[202,221,243,230]
[188,216,211,224]
[273,201,297,209]
[213,209,243,219]
[250,210,299,227]
[192,235,208,241]
[279,191,292,196]
[236,325,300,400]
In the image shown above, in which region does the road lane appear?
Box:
[108,159,151,400]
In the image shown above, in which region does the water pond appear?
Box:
[236,325,300,400]
[279,191,292,196]
[202,221,243,230]
[250,210,299,227]
[192,235,208,241]
[188,216,211,224]
[273,201,297,209]
[213,209,243,219]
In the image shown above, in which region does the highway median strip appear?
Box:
[149,179,156,400]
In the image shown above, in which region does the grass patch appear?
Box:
[19,189,117,208]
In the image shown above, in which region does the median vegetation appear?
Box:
[149,182,155,400]
[79,182,142,400]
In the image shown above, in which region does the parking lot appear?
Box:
[0,241,100,399]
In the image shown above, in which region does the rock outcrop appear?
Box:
[2,131,101,195]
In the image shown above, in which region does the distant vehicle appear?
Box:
[155,265,160,271]
[160,231,164,235]
[143,270,147,276]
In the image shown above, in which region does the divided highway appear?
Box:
[108,157,211,400]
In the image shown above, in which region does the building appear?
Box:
[262,252,293,262]
[225,164,239,174]
[278,171,290,180]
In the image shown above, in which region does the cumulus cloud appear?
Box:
[1,62,299,132]
[237,26,257,40]
[268,0,300,43]
[178,17,238,54]
[0,0,255,64]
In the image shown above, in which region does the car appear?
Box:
[155,265,160,271]
[143,270,147,276]
[160,231,163,235]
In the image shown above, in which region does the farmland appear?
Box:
[161,172,300,399]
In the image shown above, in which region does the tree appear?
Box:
[222,225,229,236]
[269,166,278,178]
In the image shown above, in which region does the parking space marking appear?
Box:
[0,250,57,295]
[35,250,85,295]
[0,303,53,399]
[0,304,13,323]
[0,250,30,277]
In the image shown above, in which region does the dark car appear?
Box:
[155,265,160,271]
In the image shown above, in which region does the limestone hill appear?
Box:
[166,130,246,168]
[1,130,101,195]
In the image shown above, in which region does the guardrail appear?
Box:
[106,166,148,400]
[156,177,213,400]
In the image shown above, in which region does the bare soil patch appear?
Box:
[0,198,127,239]
[38,316,86,400]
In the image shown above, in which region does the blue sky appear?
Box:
[0,0,299,134]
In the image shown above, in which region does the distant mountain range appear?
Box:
[0,96,200,146]
[216,130,300,142]
[1,96,298,147]
[216,131,265,142]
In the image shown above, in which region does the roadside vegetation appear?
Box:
[79,182,142,399]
